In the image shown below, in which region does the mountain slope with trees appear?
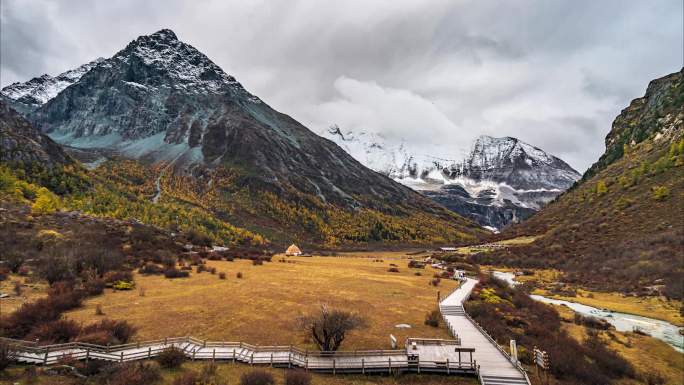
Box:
[1,30,486,247]
[477,69,684,299]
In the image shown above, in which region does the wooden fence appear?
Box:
[1,336,477,375]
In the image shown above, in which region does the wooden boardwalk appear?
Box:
[441,278,530,385]
[4,276,530,385]
[5,336,478,376]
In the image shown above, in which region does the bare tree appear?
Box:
[298,305,366,352]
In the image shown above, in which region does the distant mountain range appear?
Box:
[320,126,581,230]
[0,29,485,246]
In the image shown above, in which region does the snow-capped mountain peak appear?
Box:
[469,135,555,169]
[106,29,258,100]
[320,127,581,230]
[1,57,105,107]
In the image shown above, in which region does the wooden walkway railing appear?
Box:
[1,336,478,375]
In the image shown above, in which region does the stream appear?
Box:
[492,271,684,353]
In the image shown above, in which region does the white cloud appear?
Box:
[306,77,466,152]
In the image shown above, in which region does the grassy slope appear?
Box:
[480,135,684,297]
[480,69,684,297]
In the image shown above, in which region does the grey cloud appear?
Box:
[1,0,681,172]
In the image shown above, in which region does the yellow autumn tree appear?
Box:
[31,187,61,215]
[595,180,608,196]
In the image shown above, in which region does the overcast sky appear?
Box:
[1,0,682,172]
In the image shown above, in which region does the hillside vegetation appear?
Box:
[477,69,684,299]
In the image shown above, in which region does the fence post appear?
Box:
[333,358,336,375]
[233,349,236,362]
[120,351,124,363]
[213,349,216,362]
[250,352,254,366]
[164,337,168,346]
[446,358,450,375]
[417,356,420,374]
[362,358,365,374]
[85,348,90,363]
[137,341,140,349]
[148,347,152,359]
[106,343,110,353]
[388,357,392,375]
[270,353,273,367]
[305,358,308,371]
[203,340,207,348]
[43,347,49,365]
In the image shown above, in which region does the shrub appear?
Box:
[103,271,133,284]
[27,318,81,343]
[112,281,135,290]
[139,263,165,275]
[106,362,161,385]
[79,359,112,376]
[387,267,399,273]
[414,272,422,276]
[240,369,275,385]
[218,272,226,279]
[199,362,218,382]
[164,268,190,279]
[156,346,186,368]
[652,186,670,201]
[84,279,106,296]
[237,272,243,279]
[172,371,199,385]
[95,304,104,316]
[424,310,440,327]
[574,313,611,330]
[252,258,263,266]
[79,319,137,345]
[284,370,311,385]
[430,278,441,286]
[197,264,207,273]
[209,267,217,274]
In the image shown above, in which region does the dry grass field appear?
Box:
[65,254,457,350]
[0,274,48,315]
